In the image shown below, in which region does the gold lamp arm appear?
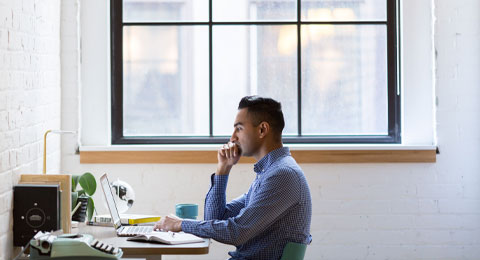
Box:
[43,130,52,174]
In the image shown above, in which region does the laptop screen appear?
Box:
[100,174,122,228]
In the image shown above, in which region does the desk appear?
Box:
[75,223,210,260]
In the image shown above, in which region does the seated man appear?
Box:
[155,96,312,259]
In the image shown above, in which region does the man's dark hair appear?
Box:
[238,96,285,137]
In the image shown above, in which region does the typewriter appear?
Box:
[28,231,123,259]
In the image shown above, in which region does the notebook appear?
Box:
[100,173,154,237]
[127,231,204,245]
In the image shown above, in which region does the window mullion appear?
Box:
[297,0,302,136]
[209,0,213,137]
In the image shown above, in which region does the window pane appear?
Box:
[123,0,208,22]
[213,0,296,22]
[212,25,298,136]
[123,26,209,136]
[302,0,387,21]
[301,25,388,135]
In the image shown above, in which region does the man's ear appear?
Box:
[258,122,270,138]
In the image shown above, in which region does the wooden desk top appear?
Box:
[74,223,210,256]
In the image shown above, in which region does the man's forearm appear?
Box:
[215,164,232,176]
[204,174,229,220]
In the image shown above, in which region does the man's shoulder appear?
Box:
[266,156,304,182]
[270,154,302,172]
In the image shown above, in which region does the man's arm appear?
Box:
[204,174,246,220]
[182,168,301,246]
[155,142,243,231]
[204,141,243,219]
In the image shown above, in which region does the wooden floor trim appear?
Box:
[80,149,436,164]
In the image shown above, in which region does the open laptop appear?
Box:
[100,173,154,237]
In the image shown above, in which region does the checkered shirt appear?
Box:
[182,147,312,259]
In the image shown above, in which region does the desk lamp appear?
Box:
[17,130,77,234]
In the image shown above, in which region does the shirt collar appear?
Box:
[253,147,290,174]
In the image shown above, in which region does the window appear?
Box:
[111,0,400,144]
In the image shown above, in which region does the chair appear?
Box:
[280,242,307,260]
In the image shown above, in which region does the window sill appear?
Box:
[79,145,436,163]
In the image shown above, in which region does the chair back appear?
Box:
[280,242,307,260]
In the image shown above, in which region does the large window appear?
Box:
[111,0,400,144]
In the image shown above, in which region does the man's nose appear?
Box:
[230,133,237,142]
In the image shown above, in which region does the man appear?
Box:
[155,96,312,259]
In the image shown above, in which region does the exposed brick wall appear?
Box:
[0,1,61,259]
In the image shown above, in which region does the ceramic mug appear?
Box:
[175,203,198,219]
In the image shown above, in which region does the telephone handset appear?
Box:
[29,231,123,259]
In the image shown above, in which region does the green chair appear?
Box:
[280,242,307,260]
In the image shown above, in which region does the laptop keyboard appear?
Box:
[119,225,153,236]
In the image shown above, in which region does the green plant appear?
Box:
[71,172,97,221]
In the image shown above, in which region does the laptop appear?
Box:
[100,173,154,237]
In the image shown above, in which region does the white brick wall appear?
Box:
[0,1,61,259]
[0,0,475,259]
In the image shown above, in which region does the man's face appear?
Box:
[230,108,262,157]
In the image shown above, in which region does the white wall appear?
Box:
[60,1,480,259]
[0,1,61,259]
[0,0,476,259]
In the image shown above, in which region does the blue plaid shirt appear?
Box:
[182,147,312,259]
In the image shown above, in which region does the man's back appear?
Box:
[228,147,312,259]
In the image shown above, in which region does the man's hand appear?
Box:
[154,215,183,232]
[216,142,241,175]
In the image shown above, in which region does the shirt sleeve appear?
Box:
[182,168,301,246]
[204,174,246,220]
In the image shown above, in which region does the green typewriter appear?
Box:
[29,232,123,259]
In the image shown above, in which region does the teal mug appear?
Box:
[175,204,198,219]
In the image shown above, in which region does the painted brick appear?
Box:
[367,215,415,230]
[0,2,61,258]
[449,230,480,245]
[0,205,9,234]
[419,199,439,214]
[0,111,7,131]
[417,184,464,199]
[316,230,416,245]
[0,29,7,49]
[415,215,480,230]
[0,192,12,215]
[414,245,464,259]
[462,246,480,259]
[321,184,414,200]
[315,215,369,230]
[22,0,35,14]
[8,150,16,169]
[463,183,480,199]
[0,152,8,173]
[362,230,417,245]
[367,246,417,260]
[310,245,369,260]
[0,6,10,28]
[315,200,391,215]
[438,199,480,214]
